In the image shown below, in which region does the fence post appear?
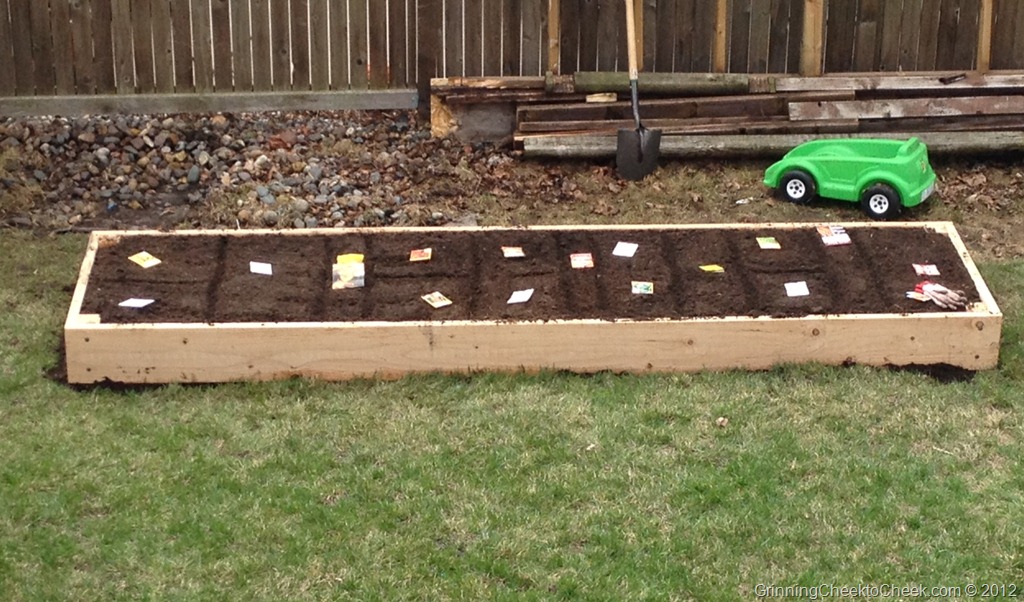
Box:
[713,0,728,72]
[801,0,825,76]
[977,0,994,72]
[548,0,560,74]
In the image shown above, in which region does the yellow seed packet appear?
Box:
[128,251,161,268]
[336,253,364,264]
[699,264,725,273]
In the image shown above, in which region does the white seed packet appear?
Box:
[409,248,433,262]
[757,236,781,250]
[331,262,365,289]
[817,225,851,246]
[507,288,534,304]
[612,241,639,257]
[913,263,940,276]
[118,298,155,309]
[421,291,453,308]
[570,253,594,269]
[128,251,162,269]
[785,281,810,297]
[631,281,654,295]
[249,261,273,275]
[501,246,526,258]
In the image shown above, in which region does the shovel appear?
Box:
[616,0,661,180]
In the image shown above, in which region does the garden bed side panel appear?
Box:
[63,313,1001,384]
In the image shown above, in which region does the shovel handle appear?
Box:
[624,0,639,81]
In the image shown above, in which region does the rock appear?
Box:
[292,217,305,228]
[261,194,276,206]
[262,210,279,226]
[304,216,318,228]
[187,165,201,184]
[77,131,96,144]
[308,164,323,181]
[292,198,310,213]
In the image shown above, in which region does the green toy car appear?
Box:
[763,137,937,219]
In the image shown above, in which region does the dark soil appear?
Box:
[79,226,981,324]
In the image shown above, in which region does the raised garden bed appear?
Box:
[64,222,1002,384]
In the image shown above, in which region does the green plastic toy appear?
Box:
[763,137,937,219]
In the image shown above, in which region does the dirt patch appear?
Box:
[77,225,981,324]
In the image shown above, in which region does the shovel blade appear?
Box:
[616,127,662,181]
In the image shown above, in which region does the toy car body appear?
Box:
[763,137,937,219]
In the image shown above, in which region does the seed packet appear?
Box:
[118,298,155,308]
[507,288,534,304]
[913,263,940,276]
[409,248,433,262]
[249,261,273,275]
[631,281,654,295]
[785,281,810,297]
[336,253,364,264]
[332,253,365,289]
[570,253,594,269]
[421,291,453,308]
[817,225,851,246]
[757,236,781,250]
[501,246,526,258]
[699,264,725,273]
[612,241,639,257]
[128,251,161,268]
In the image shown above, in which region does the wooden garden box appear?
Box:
[64,222,1002,384]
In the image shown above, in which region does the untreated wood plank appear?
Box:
[230,0,254,91]
[270,0,291,89]
[729,0,750,73]
[790,95,1024,121]
[444,0,463,76]
[0,90,419,118]
[556,0,577,75]
[417,0,442,108]
[111,0,134,93]
[49,0,76,94]
[576,0,597,71]
[485,0,507,75]
[655,0,676,71]
[433,76,547,89]
[309,0,330,90]
[388,0,409,86]
[349,0,368,88]
[92,0,116,93]
[854,0,881,72]
[250,0,272,90]
[596,0,619,71]
[9,0,35,94]
[878,0,903,70]
[29,0,56,95]
[189,0,214,92]
[291,0,312,90]
[977,0,994,71]
[935,0,960,70]
[675,0,696,72]
[547,0,559,74]
[516,115,860,136]
[211,0,233,90]
[952,0,980,71]
[169,0,194,92]
[463,0,483,76]
[0,0,14,96]
[521,0,545,75]
[713,0,728,72]
[130,0,155,93]
[573,71,749,95]
[329,0,350,90]
[151,0,174,93]
[1012,0,1024,69]
[767,0,792,74]
[367,0,388,87]
[915,0,941,70]
[784,0,803,73]
[991,0,1019,69]
[800,0,823,75]
[746,0,771,73]
[775,73,1024,91]
[692,0,716,72]
[823,0,856,72]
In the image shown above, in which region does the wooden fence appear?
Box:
[1,0,1022,111]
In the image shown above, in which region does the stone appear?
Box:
[262,210,279,226]
[187,165,201,184]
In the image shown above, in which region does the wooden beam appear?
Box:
[713,0,729,72]
[572,71,750,94]
[801,0,825,76]
[775,73,1024,92]
[0,91,418,118]
[521,131,1024,158]
[977,0,994,72]
[548,0,561,74]
[790,95,1024,121]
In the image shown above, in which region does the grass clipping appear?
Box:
[0,149,40,220]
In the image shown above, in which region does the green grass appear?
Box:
[1,231,1023,601]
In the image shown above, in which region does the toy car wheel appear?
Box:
[778,171,816,204]
[860,184,902,220]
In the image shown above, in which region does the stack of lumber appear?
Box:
[434,72,1024,158]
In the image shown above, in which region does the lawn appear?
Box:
[1,229,1022,601]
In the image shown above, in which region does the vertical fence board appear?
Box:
[69,0,97,94]
[503,0,521,74]
[492,0,514,74]
[151,0,174,93]
[878,0,903,70]
[729,0,750,73]
[521,0,544,74]
[250,0,271,90]
[349,0,368,87]
[747,0,772,72]
[899,0,922,68]
[800,0,823,74]
[595,0,617,71]
[654,0,674,71]
[191,0,214,91]
[92,0,115,92]
[464,0,482,75]
[388,0,409,85]
[291,0,311,90]
[270,0,291,89]
[952,0,980,70]
[368,0,388,86]
[9,0,35,94]
[131,0,156,93]
[690,0,714,72]
[916,0,941,69]
[0,0,14,95]
[713,0,728,71]
[767,0,791,73]
[1013,0,1024,68]
[329,0,349,89]
[785,0,802,72]
[49,0,76,94]
[935,0,959,69]
[29,0,56,94]
[675,0,695,71]
[576,0,596,71]
[641,0,655,71]
[444,0,463,75]
[169,0,194,91]
[976,0,992,70]
[111,0,133,93]
[309,0,329,89]
[991,0,1016,69]
[211,0,233,90]
[417,0,441,105]
[230,0,254,91]
[824,0,856,72]
[854,0,879,71]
